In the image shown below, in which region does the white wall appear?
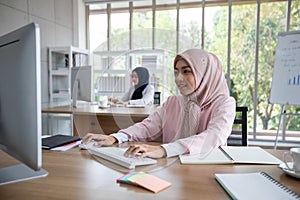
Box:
[0,0,87,103]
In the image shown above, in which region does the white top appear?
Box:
[120,84,154,105]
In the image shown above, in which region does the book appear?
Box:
[215,172,300,200]
[42,134,81,150]
[179,146,283,165]
[116,172,171,193]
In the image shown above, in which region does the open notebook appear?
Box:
[179,146,283,165]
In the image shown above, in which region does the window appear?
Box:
[155,0,177,51]
[132,1,153,49]
[111,3,130,51]
[179,6,202,51]
[87,0,300,145]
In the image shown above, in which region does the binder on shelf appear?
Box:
[215,172,300,200]
[179,146,283,165]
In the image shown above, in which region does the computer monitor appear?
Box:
[71,65,93,107]
[0,23,48,185]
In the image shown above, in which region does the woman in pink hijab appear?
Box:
[82,49,236,158]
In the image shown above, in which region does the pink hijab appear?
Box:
[174,49,230,139]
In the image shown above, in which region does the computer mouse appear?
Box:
[79,141,96,150]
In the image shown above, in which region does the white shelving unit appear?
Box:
[46,46,89,136]
[48,46,89,102]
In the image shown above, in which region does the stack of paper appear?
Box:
[51,140,81,151]
[117,172,171,193]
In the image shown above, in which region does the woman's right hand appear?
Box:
[81,133,117,146]
[109,97,118,103]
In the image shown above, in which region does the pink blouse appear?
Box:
[118,95,235,157]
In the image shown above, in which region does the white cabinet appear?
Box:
[48,46,89,102]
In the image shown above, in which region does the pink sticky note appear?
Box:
[134,174,171,193]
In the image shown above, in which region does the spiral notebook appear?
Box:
[215,172,300,200]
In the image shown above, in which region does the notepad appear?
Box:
[215,172,300,200]
[116,172,139,186]
[117,172,171,193]
[179,146,283,165]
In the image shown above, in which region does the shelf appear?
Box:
[52,69,69,76]
[49,46,89,55]
[48,46,89,102]
[93,49,167,56]
[52,93,70,99]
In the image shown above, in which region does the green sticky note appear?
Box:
[127,172,148,182]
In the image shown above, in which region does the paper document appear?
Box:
[51,140,81,151]
[179,148,233,164]
[126,105,145,108]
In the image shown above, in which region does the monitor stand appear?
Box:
[0,164,48,186]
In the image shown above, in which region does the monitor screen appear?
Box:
[0,23,48,185]
[71,65,93,107]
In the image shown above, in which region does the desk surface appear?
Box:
[42,103,158,117]
[42,103,158,136]
[1,147,299,199]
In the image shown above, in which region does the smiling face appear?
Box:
[174,59,196,95]
[131,71,139,86]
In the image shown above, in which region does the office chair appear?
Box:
[154,91,161,105]
[227,106,248,146]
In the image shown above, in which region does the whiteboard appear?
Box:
[269,31,300,106]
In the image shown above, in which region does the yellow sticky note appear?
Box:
[127,172,147,182]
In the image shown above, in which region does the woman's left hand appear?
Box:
[115,101,128,105]
[124,144,167,159]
